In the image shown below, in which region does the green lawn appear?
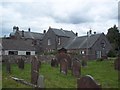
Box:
[2,59,119,88]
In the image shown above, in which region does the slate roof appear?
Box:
[10,31,44,40]
[63,33,102,49]
[2,39,36,51]
[50,28,76,37]
[19,31,44,40]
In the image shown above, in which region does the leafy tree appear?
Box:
[106,25,120,53]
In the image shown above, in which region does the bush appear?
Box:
[107,50,117,57]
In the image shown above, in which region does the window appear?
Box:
[58,37,61,45]
[26,52,31,55]
[9,51,18,55]
[48,39,51,45]
[80,51,85,54]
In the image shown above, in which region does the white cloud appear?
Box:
[1,0,119,37]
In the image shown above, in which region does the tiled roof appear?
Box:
[63,33,102,49]
[2,39,36,51]
[50,28,76,37]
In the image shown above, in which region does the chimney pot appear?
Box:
[43,30,46,34]
[94,32,96,34]
[28,28,31,32]
[76,32,78,36]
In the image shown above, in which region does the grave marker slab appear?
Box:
[77,75,101,89]
[6,59,11,74]
[72,58,81,78]
[51,58,58,67]
[114,57,120,71]
[37,75,44,88]
[60,58,68,75]
[31,56,40,85]
[18,56,24,70]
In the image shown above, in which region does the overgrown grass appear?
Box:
[2,59,119,88]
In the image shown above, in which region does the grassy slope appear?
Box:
[2,60,119,88]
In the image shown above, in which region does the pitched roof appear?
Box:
[63,33,102,49]
[10,30,44,40]
[2,39,36,51]
[19,31,44,40]
[50,28,76,37]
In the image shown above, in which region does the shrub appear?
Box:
[107,50,117,57]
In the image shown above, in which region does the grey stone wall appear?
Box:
[2,55,55,64]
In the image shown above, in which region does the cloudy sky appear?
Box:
[1,0,119,37]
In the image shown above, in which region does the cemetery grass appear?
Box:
[2,59,119,88]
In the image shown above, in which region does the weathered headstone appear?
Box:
[77,75,101,89]
[72,58,81,78]
[56,53,72,70]
[60,58,68,75]
[82,59,87,67]
[18,56,24,70]
[51,58,58,67]
[114,57,120,71]
[5,59,11,74]
[37,75,44,88]
[31,56,40,85]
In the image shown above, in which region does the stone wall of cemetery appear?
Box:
[2,55,55,63]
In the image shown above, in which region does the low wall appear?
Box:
[2,55,55,64]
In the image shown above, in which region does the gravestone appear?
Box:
[114,57,120,71]
[72,58,81,77]
[81,56,87,67]
[18,56,24,70]
[37,75,44,88]
[31,56,40,85]
[5,59,11,74]
[77,75,101,89]
[56,53,72,70]
[60,58,68,75]
[51,58,58,67]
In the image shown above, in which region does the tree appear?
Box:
[106,25,120,53]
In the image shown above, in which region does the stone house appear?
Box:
[9,26,44,53]
[42,26,77,52]
[1,38,36,55]
[62,31,112,60]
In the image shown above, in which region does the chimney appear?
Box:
[13,26,16,32]
[28,28,31,32]
[43,30,46,34]
[16,26,19,31]
[89,30,92,34]
[94,32,96,34]
[60,28,63,30]
[49,26,51,29]
[22,30,24,37]
[76,32,78,36]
